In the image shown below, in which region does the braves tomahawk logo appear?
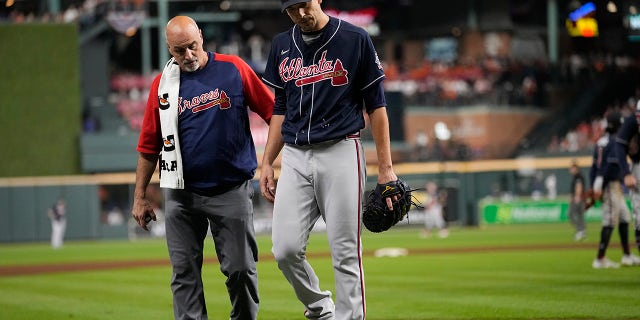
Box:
[178,89,231,115]
[158,93,171,110]
[163,134,176,152]
[279,50,348,87]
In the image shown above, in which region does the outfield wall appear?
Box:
[0,156,595,243]
[0,175,132,243]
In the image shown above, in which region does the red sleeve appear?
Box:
[136,73,163,154]
[218,54,274,124]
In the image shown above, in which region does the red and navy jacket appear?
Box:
[262,16,386,145]
[138,52,274,191]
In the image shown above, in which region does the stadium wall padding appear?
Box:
[0,156,593,243]
[0,185,102,243]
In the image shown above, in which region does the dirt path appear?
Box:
[0,242,597,277]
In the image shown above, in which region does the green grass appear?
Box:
[1,223,640,319]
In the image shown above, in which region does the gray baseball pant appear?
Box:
[629,163,640,231]
[272,137,367,320]
[164,181,259,320]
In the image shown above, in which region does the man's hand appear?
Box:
[377,171,398,210]
[260,163,276,203]
[584,188,602,210]
[380,180,398,210]
[624,174,637,190]
[132,197,156,232]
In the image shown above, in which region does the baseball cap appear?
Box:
[281,0,311,12]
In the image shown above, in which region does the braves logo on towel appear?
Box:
[158,93,171,110]
[163,134,176,151]
[279,50,348,87]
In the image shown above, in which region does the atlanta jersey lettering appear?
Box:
[262,16,386,145]
[137,52,273,190]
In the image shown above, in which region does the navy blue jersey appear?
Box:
[591,133,622,187]
[138,52,274,191]
[262,16,386,145]
[615,114,640,175]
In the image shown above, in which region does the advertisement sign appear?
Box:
[480,199,608,224]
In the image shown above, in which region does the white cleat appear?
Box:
[592,257,620,269]
[621,254,640,266]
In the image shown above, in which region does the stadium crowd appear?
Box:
[0,0,108,25]
[5,0,640,161]
[547,94,640,154]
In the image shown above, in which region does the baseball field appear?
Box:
[1,222,639,320]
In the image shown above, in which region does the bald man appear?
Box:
[132,15,274,320]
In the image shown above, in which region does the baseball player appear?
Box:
[568,161,587,241]
[421,181,449,239]
[132,16,274,320]
[259,0,398,319]
[47,197,67,249]
[614,101,640,265]
[589,112,637,268]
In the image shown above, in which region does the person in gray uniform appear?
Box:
[590,112,639,268]
[260,0,400,319]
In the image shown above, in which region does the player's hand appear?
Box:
[377,171,399,211]
[132,197,156,232]
[260,163,276,203]
[593,190,602,202]
[624,174,637,190]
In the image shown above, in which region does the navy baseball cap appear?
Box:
[281,0,311,12]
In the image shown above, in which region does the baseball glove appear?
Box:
[583,188,601,210]
[362,179,422,233]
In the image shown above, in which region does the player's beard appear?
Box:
[181,58,200,72]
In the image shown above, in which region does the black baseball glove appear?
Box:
[362,179,422,233]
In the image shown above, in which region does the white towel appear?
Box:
[158,58,184,189]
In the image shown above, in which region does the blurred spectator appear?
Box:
[545,173,557,199]
[547,96,640,154]
[531,170,544,200]
[82,107,101,133]
[412,129,429,161]
[106,206,124,225]
[62,4,79,23]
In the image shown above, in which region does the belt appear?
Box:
[345,132,361,139]
[288,131,361,147]
[187,181,244,197]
